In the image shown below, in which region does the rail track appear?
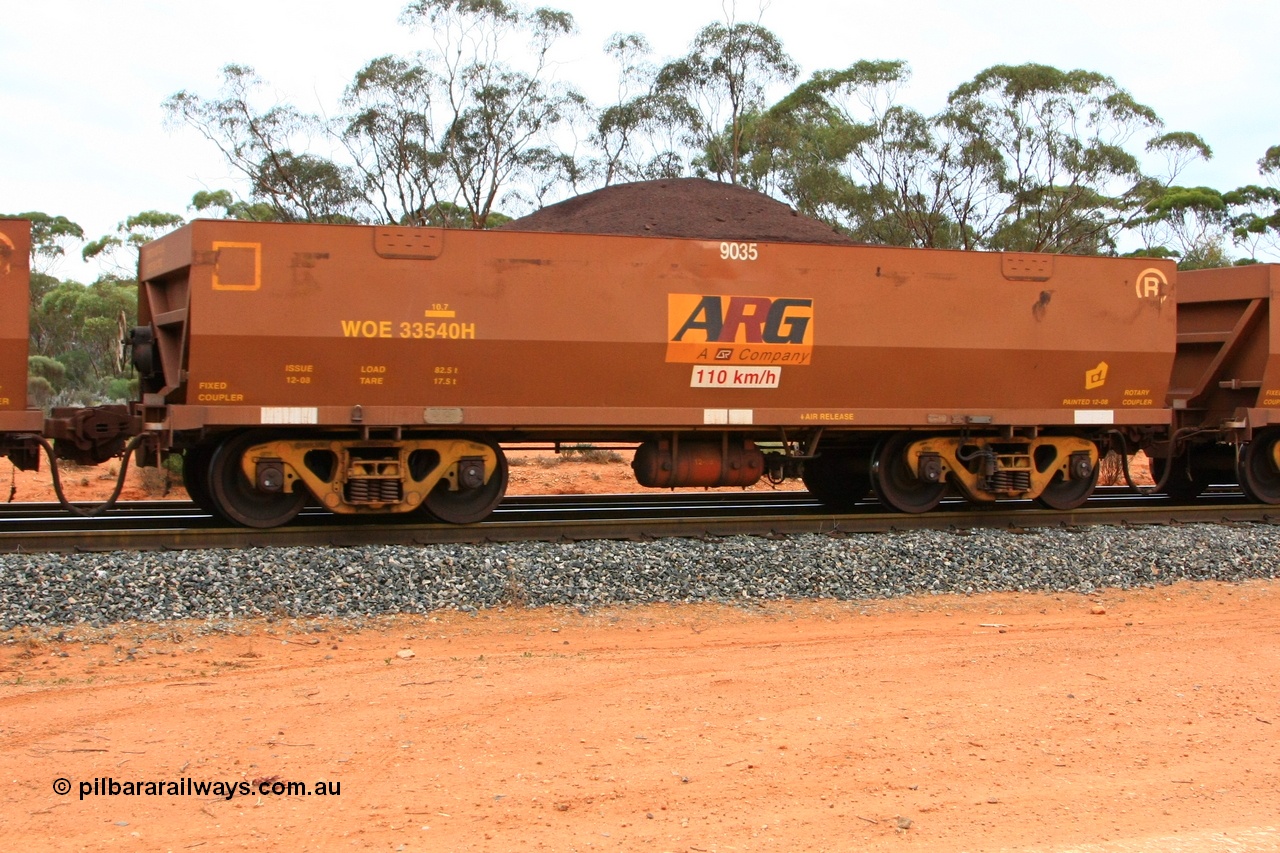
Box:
[0,487,1274,554]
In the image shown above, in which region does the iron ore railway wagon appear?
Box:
[2,214,1279,527]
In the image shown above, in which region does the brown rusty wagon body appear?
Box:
[117,220,1180,524]
[0,219,41,469]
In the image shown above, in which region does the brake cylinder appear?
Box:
[632,438,765,488]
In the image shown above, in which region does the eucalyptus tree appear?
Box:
[1127,132,1230,268]
[743,59,964,246]
[189,190,278,222]
[744,61,1212,258]
[1226,145,1280,261]
[8,212,84,277]
[340,53,446,225]
[939,64,1174,254]
[386,0,588,227]
[164,64,361,224]
[1131,184,1229,268]
[654,18,797,183]
[82,210,186,278]
[591,33,689,185]
[29,277,137,403]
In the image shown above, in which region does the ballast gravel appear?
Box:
[1,525,1276,629]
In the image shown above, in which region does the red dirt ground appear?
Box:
[2,584,1277,852]
[7,452,1265,853]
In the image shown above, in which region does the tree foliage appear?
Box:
[189,190,279,222]
[740,61,1220,259]
[340,53,446,225]
[589,33,688,185]
[390,0,587,226]
[156,11,1274,267]
[165,2,584,229]
[10,212,85,276]
[653,19,797,183]
[28,276,136,406]
[744,59,958,246]
[939,64,1162,253]
[83,210,186,276]
[164,64,362,223]
[1225,144,1280,261]
[3,211,138,407]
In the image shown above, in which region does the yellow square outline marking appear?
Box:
[211,241,261,291]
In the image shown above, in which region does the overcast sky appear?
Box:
[2,0,1276,280]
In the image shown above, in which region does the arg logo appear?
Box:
[666,294,814,366]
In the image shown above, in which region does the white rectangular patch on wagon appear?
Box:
[703,409,754,424]
[1073,409,1114,425]
[261,406,318,425]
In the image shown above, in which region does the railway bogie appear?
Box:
[885,432,1101,511]
[180,431,509,527]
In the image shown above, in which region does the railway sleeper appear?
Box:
[233,436,503,517]
[901,435,1099,507]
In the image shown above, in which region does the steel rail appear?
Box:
[0,484,1247,519]
[0,488,1272,554]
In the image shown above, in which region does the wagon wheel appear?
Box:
[208,431,308,528]
[871,433,945,514]
[423,439,509,524]
[1237,429,1280,504]
[802,450,871,511]
[181,442,218,514]
[1035,463,1099,510]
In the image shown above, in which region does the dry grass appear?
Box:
[508,445,626,467]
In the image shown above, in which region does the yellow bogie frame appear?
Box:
[238,437,501,514]
[904,435,1099,503]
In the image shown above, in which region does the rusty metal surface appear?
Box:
[138,222,1178,436]
[1172,264,1280,429]
[0,410,42,431]
[0,219,31,415]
